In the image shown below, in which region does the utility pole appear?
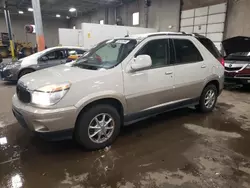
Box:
[3,1,15,60]
[31,0,45,51]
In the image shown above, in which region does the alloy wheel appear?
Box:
[204,89,216,109]
[88,113,115,144]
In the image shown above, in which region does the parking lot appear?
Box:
[0,81,249,188]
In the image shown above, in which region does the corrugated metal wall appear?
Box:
[180,3,227,50]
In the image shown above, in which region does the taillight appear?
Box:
[218,57,225,67]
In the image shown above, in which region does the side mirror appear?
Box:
[40,56,48,62]
[131,55,152,71]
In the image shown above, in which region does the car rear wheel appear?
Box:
[75,104,121,150]
[196,84,218,113]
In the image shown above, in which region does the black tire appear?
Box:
[196,84,218,113]
[242,84,250,89]
[18,69,34,79]
[75,104,121,150]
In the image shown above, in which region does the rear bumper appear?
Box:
[12,94,78,140]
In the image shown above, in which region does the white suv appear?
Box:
[12,32,224,150]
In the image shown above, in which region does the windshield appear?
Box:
[73,39,137,70]
[225,52,250,61]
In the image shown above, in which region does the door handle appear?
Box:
[165,71,173,75]
[201,65,206,68]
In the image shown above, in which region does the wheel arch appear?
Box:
[202,73,223,95]
[18,67,36,79]
[203,80,220,94]
[75,97,126,128]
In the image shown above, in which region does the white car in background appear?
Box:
[0,46,86,82]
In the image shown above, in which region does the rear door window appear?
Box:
[172,39,203,64]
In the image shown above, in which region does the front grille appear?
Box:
[225,67,242,71]
[16,83,31,103]
[235,75,250,78]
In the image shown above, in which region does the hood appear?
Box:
[19,64,108,90]
[222,36,250,55]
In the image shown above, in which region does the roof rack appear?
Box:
[147,32,192,37]
[191,33,206,38]
[125,32,207,39]
[147,32,208,38]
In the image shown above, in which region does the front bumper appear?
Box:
[224,72,250,85]
[12,94,78,139]
[0,66,19,81]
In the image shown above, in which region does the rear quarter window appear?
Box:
[197,37,221,59]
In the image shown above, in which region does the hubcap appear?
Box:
[204,89,216,109]
[88,113,115,144]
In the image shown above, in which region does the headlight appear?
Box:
[5,60,22,69]
[31,83,71,106]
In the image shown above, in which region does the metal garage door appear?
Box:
[180,3,227,51]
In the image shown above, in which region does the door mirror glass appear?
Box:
[40,56,48,62]
[131,55,152,71]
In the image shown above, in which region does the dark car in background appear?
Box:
[223,36,250,86]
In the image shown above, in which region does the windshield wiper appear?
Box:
[73,63,100,70]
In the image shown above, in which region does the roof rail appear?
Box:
[191,33,206,38]
[148,32,192,37]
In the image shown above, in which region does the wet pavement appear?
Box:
[0,81,250,188]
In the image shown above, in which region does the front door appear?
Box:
[123,39,175,115]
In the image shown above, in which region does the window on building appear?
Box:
[100,20,104,25]
[172,39,203,64]
[132,12,139,25]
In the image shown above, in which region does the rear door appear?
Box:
[170,38,208,101]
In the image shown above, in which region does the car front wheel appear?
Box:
[75,104,121,150]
